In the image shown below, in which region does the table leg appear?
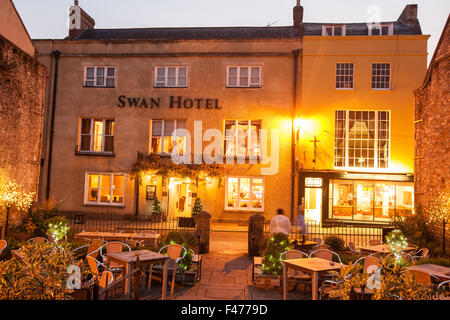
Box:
[125,262,133,300]
[312,272,319,300]
[162,260,168,300]
[283,263,288,300]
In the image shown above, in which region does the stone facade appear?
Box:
[414,16,450,246]
[0,34,46,197]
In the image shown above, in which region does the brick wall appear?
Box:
[0,35,46,198]
[414,19,450,247]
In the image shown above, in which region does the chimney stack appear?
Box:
[398,4,418,25]
[68,1,95,39]
[293,0,304,29]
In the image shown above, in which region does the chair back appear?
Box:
[409,269,432,287]
[87,255,100,277]
[106,242,123,254]
[368,239,382,246]
[167,244,184,260]
[27,237,47,244]
[401,252,413,263]
[312,237,324,245]
[0,240,6,254]
[280,250,308,262]
[417,248,429,258]
[348,242,357,250]
[355,256,379,273]
[98,271,114,288]
[311,249,332,261]
[87,239,104,258]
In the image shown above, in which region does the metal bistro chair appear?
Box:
[189,248,203,282]
[98,241,131,273]
[27,237,48,244]
[73,239,106,260]
[312,237,324,245]
[411,248,429,262]
[0,240,6,255]
[354,256,380,274]
[280,250,312,293]
[310,249,342,264]
[86,255,123,280]
[348,242,361,255]
[367,239,382,246]
[136,230,159,247]
[155,244,187,296]
[98,270,115,300]
[436,280,450,300]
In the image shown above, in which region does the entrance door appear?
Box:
[305,187,322,223]
[168,178,192,218]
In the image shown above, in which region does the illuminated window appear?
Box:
[225,177,264,211]
[84,66,115,87]
[322,25,346,36]
[78,119,114,154]
[155,66,188,88]
[335,63,354,89]
[85,173,124,205]
[224,120,261,157]
[372,63,391,90]
[151,119,186,154]
[226,66,261,88]
[369,24,393,36]
[334,110,390,169]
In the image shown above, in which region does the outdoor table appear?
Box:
[74,231,160,246]
[291,240,318,251]
[106,250,169,300]
[359,244,417,256]
[282,257,345,300]
[406,264,450,282]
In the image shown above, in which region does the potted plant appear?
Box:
[151,198,162,222]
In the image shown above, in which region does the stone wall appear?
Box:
[0,35,46,198]
[414,19,450,247]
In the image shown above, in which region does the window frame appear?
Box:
[83,66,116,88]
[226,66,262,88]
[225,176,265,212]
[371,62,392,90]
[334,110,391,170]
[223,119,262,158]
[77,118,115,155]
[84,172,125,206]
[154,66,189,88]
[150,119,187,155]
[368,23,394,36]
[335,63,354,90]
[322,25,347,36]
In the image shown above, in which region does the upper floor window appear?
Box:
[224,120,261,157]
[369,23,393,36]
[151,119,187,154]
[84,67,115,87]
[155,66,188,88]
[78,118,114,154]
[334,110,390,169]
[85,173,124,206]
[372,63,391,90]
[322,25,346,36]
[226,66,261,88]
[336,63,354,89]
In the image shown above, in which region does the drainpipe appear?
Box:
[291,49,300,221]
[45,50,61,200]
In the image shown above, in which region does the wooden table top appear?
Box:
[282,257,345,272]
[74,231,160,240]
[406,264,450,281]
[106,250,168,264]
[359,244,416,253]
[292,241,318,246]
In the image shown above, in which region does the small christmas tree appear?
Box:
[262,233,291,275]
[152,198,162,221]
[192,198,203,216]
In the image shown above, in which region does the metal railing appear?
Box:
[49,210,196,239]
[264,220,392,247]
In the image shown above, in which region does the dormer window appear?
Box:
[322,25,346,36]
[368,23,394,36]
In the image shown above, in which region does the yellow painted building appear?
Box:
[296,5,429,225]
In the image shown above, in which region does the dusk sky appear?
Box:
[12,0,450,64]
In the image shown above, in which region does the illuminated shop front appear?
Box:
[298,171,414,225]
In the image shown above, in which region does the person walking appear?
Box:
[295,205,307,243]
[269,208,292,236]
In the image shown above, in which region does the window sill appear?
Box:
[371,89,392,92]
[335,88,354,91]
[83,203,125,208]
[224,209,264,213]
[226,86,262,89]
[75,151,115,157]
[154,86,188,89]
[83,86,115,88]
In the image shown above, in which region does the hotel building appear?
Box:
[35,2,428,227]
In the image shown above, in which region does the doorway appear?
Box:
[168,178,192,218]
[305,187,322,223]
